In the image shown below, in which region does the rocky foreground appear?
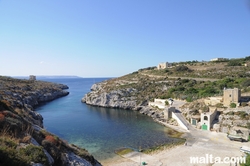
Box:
[0,76,100,166]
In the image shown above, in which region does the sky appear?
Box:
[0,0,250,77]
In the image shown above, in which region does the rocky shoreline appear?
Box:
[0,76,100,166]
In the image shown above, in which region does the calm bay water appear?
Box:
[36,78,180,161]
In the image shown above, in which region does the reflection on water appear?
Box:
[37,78,181,161]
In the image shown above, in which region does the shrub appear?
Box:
[247,122,250,129]
[230,103,237,108]
[175,65,190,72]
[215,103,224,108]
[227,59,243,66]
[0,137,49,166]
[165,100,169,105]
[19,145,48,164]
[186,96,193,102]
[242,79,250,87]
[0,113,5,121]
[45,135,58,145]
[227,111,234,115]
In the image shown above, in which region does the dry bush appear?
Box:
[0,113,5,121]
[21,135,31,143]
[45,135,57,145]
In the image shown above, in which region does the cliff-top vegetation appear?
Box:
[95,56,250,104]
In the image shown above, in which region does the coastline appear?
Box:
[81,79,250,165]
[100,126,249,166]
[99,120,188,165]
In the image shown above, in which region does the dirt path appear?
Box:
[139,73,219,82]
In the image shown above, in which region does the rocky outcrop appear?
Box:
[81,82,165,123]
[0,78,69,127]
[82,83,138,110]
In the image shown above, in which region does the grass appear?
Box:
[115,148,134,155]
[142,138,186,154]
[165,128,184,138]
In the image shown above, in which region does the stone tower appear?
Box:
[223,88,241,106]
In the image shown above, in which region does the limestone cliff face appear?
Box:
[82,83,138,110]
[81,82,165,122]
[1,79,69,127]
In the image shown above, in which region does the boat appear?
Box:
[227,134,243,142]
[240,146,250,154]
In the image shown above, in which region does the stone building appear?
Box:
[29,75,36,81]
[164,107,175,119]
[223,88,241,106]
[200,107,218,130]
[157,62,172,70]
[210,58,228,62]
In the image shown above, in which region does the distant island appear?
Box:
[12,75,82,79]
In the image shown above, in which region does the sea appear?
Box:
[34,77,181,161]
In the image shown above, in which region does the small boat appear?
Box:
[227,134,243,142]
[240,146,250,154]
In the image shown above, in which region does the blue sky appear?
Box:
[0,0,250,77]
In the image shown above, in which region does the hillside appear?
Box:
[82,57,250,127]
[0,76,100,166]
[83,57,250,105]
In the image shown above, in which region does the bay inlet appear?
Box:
[36,78,182,161]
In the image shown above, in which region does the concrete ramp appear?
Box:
[172,111,190,131]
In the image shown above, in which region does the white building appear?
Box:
[210,58,228,62]
[200,107,217,130]
[157,62,172,70]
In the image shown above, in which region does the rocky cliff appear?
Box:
[0,76,100,166]
[81,79,165,122]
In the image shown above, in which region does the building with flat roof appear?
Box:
[223,88,241,106]
[157,62,172,70]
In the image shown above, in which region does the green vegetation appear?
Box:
[166,128,183,138]
[100,56,250,106]
[137,56,250,79]
[230,103,237,108]
[247,122,250,129]
[142,139,186,154]
[0,137,49,166]
[115,148,133,155]
[241,154,250,166]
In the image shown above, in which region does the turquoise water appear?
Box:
[36,78,180,160]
